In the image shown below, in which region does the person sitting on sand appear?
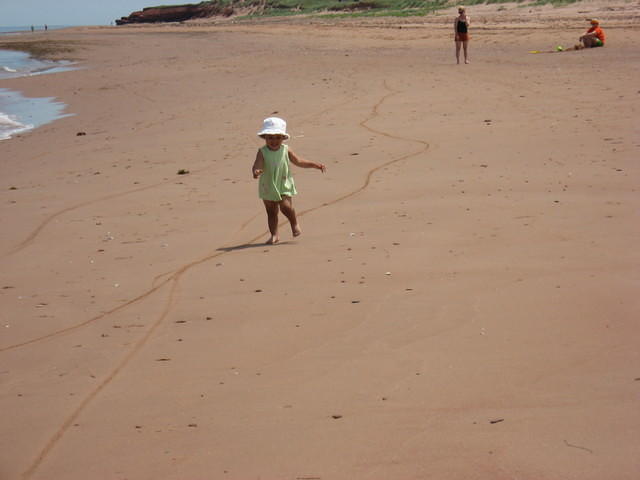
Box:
[579,19,605,48]
[454,6,470,64]
[252,117,326,245]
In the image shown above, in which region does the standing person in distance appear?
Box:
[454,6,470,64]
[252,117,326,245]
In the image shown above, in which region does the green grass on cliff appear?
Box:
[197,0,581,19]
[128,0,583,21]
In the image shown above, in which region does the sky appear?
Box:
[0,0,168,27]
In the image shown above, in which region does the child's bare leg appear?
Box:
[263,200,280,244]
[455,41,461,64]
[279,196,301,237]
[463,41,469,63]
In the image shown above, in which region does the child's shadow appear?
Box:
[217,241,294,252]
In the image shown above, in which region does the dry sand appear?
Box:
[1,1,639,479]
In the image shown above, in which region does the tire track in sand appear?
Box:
[301,80,429,216]
[1,181,171,258]
[18,81,430,479]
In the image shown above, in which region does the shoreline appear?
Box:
[0,85,73,140]
[1,2,639,479]
[0,48,77,140]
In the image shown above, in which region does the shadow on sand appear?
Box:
[216,240,295,252]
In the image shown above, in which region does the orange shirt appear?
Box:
[588,26,605,43]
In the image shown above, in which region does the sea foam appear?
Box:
[0,88,72,141]
[0,111,33,140]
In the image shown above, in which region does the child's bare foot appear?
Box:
[292,224,302,237]
[266,235,279,245]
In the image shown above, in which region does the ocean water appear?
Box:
[0,48,77,140]
[0,88,72,140]
[0,49,76,80]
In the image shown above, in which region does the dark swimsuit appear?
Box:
[456,18,468,41]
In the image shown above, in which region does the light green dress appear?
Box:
[259,144,297,201]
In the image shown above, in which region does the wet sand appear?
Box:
[1,1,639,479]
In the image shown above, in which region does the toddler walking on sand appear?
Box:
[252,117,326,244]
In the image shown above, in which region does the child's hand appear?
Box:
[253,169,263,178]
[318,164,326,173]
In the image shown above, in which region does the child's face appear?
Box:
[263,134,285,151]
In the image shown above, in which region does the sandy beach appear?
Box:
[1,1,639,478]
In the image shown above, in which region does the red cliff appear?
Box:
[116,3,233,25]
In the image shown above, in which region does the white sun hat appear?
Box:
[257,117,290,139]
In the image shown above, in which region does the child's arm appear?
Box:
[288,149,326,173]
[252,149,265,178]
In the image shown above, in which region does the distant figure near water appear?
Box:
[454,6,470,64]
